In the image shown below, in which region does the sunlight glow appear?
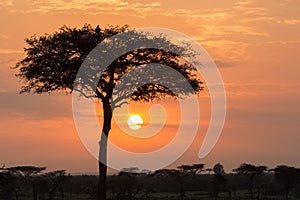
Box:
[127,114,143,130]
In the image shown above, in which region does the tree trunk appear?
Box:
[61,187,64,200]
[249,177,254,199]
[228,190,232,199]
[33,188,38,200]
[97,99,112,200]
[285,189,289,200]
[13,189,19,200]
[180,185,185,200]
[49,189,54,200]
[98,152,107,200]
[32,181,38,200]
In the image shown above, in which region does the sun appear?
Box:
[127,114,143,130]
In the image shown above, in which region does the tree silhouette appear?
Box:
[0,168,18,200]
[6,166,46,177]
[233,163,267,199]
[213,163,225,175]
[14,24,203,200]
[212,163,227,200]
[109,170,144,200]
[177,163,205,176]
[176,164,205,199]
[43,170,70,200]
[6,166,46,187]
[154,168,187,200]
[274,165,300,200]
[6,166,46,200]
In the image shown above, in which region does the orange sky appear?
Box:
[0,0,300,173]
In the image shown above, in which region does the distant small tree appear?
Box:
[109,170,145,200]
[213,163,225,175]
[153,169,179,198]
[233,163,267,199]
[44,170,70,200]
[212,163,227,200]
[176,164,205,200]
[274,165,300,200]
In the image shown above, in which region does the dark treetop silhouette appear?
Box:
[14,24,203,200]
[233,163,267,199]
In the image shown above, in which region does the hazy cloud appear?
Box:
[280,19,299,25]
[0,0,13,7]
[0,91,72,120]
[0,0,162,16]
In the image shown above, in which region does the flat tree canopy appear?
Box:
[15,24,203,103]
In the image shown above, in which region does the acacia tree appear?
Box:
[6,166,46,188]
[153,169,183,199]
[6,166,46,200]
[233,163,267,199]
[44,170,70,200]
[15,24,203,200]
[212,163,227,200]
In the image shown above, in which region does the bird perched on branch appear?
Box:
[95,25,100,34]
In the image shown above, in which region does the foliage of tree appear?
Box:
[177,163,205,175]
[213,163,225,175]
[6,166,46,177]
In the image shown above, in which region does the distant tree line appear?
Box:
[0,163,299,200]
